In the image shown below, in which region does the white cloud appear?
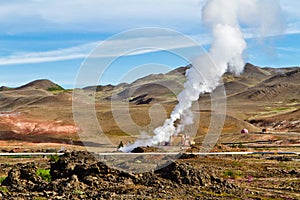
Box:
[278,1,300,34]
[280,0,300,21]
[0,0,299,66]
[0,25,296,66]
[276,46,300,52]
[0,0,299,36]
[0,42,97,65]
[0,0,204,34]
[0,33,209,65]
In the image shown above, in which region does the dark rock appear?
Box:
[131,146,160,153]
[178,153,199,159]
[1,151,243,199]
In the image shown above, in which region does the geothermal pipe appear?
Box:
[0,152,64,156]
[0,152,299,157]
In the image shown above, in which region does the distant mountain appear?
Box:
[0,63,299,136]
[83,84,115,92]
[2,63,299,105]
[0,79,66,111]
[16,79,64,91]
[104,63,299,103]
[0,86,13,91]
[230,67,300,102]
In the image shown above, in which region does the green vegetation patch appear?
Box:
[48,154,60,163]
[47,84,65,91]
[273,107,290,111]
[36,168,51,182]
[7,155,32,158]
[232,160,242,167]
[0,186,8,193]
[47,84,65,94]
[223,169,242,179]
[0,176,6,184]
[73,190,85,195]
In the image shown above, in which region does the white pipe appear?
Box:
[0,152,64,156]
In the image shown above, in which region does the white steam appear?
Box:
[120,0,284,152]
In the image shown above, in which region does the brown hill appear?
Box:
[117,80,183,100]
[0,63,299,150]
[230,67,300,102]
[262,68,300,85]
[28,92,72,106]
[16,79,64,91]
[249,108,300,132]
[0,89,49,111]
[0,79,67,111]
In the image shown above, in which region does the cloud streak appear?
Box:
[0,34,204,66]
[0,42,96,65]
[1,26,298,67]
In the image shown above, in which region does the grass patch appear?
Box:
[73,190,85,195]
[48,154,60,163]
[273,107,290,111]
[238,143,245,148]
[7,155,32,158]
[231,143,245,148]
[47,85,64,91]
[0,176,6,184]
[223,170,242,179]
[232,161,242,167]
[0,186,8,193]
[36,168,51,182]
[47,85,65,94]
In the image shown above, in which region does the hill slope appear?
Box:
[0,63,299,149]
[16,79,64,91]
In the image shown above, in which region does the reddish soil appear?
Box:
[0,115,78,135]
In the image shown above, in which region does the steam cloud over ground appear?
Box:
[120,0,285,152]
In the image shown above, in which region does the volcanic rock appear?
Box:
[1,151,243,199]
[131,146,160,153]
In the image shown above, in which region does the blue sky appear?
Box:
[0,0,300,88]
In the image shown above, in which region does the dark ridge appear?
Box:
[0,86,13,91]
[83,84,115,92]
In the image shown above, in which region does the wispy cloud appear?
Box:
[276,46,300,52]
[0,34,207,66]
[1,26,298,66]
[0,42,97,65]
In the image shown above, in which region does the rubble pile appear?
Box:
[0,151,243,199]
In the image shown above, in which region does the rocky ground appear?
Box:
[0,151,299,199]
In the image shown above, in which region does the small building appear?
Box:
[159,133,194,147]
[181,134,191,146]
[241,129,249,134]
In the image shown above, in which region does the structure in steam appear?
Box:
[120,0,284,152]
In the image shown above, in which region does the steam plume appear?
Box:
[120,0,284,152]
